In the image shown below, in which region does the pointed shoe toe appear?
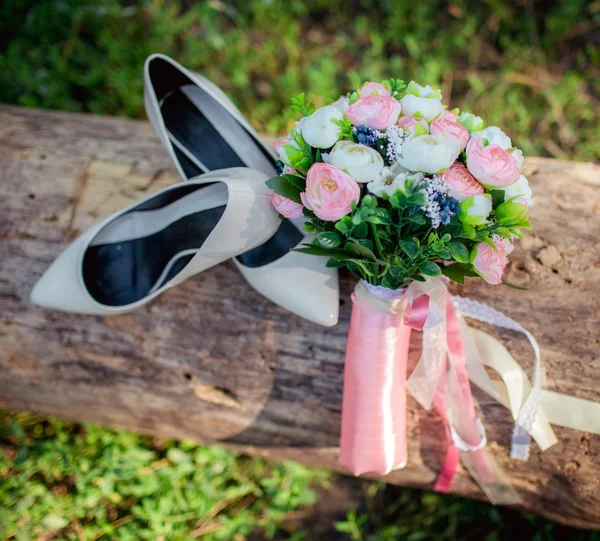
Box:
[235,249,339,327]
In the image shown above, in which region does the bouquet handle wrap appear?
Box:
[339,283,412,476]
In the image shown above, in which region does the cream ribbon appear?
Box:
[469,327,600,438]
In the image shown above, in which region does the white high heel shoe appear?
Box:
[31,169,280,315]
[144,54,339,326]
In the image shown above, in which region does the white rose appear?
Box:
[297,106,343,149]
[397,135,458,174]
[331,96,350,114]
[323,141,384,183]
[471,126,512,150]
[368,169,423,198]
[503,174,533,205]
[405,81,442,98]
[458,194,492,226]
[399,94,444,122]
[458,112,484,133]
[511,148,524,168]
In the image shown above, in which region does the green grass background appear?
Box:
[1,0,599,539]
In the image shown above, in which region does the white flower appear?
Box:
[367,168,423,198]
[511,148,524,168]
[405,81,442,98]
[275,137,300,167]
[458,194,492,226]
[458,112,484,133]
[297,106,343,149]
[397,135,458,174]
[503,174,533,205]
[399,94,444,122]
[331,96,350,114]
[322,141,384,183]
[471,126,512,150]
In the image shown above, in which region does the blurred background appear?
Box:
[1,0,598,539]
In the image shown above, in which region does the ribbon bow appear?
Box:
[343,277,565,504]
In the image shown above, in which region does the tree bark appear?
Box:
[0,105,598,529]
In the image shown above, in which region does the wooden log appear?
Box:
[0,105,599,529]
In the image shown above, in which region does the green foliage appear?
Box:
[0,411,329,540]
[0,0,597,160]
[334,482,600,541]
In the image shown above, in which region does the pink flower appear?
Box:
[466,138,520,188]
[273,136,290,151]
[440,109,459,122]
[272,193,304,219]
[346,96,402,130]
[397,115,429,136]
[441,162,483,201]
[358,81,391,98]
[430,117,469,152]
[300,163,360,221]
[471,237,512,285]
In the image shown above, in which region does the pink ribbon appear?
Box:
[339,280,521,504]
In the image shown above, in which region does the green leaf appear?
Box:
[419,261,442,276]
[282,173,306,192]
[351,213,363,225]
[335,216,353,235]
[399,238,419,258]
[344,242,378,262]
[448,241,470,263]
[352,222,368,239]
[353,239,375,251]
[491,189,505,208]
[441,263,479,284]
[366,208,391,224]
[326,257,347,268]
[406,213,427,225]
[315,232,341,249]
[265,175,302,204]
[295,245,336,257]
[390,192,408,209]
[458,223,476,239]
[361,194,377,208]
[494,227,512,238]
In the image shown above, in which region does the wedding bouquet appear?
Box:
[267,80,538,502]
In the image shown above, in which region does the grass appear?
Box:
[0,411,330,540]
[0,0,598,160]
[1,0,599,539]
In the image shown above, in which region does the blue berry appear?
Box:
[275,160,285,175]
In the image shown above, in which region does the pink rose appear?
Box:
[466,138,520,188]
[430,117,469,152]
[441,162,483,201]
[440,109,458,122]
[358,81,391,98]
[300,163,360,221]
[471,237,512,285]
[346,96,402,130]
[397,115,429,136]
[273,136,289,151]
[272,193,304,219]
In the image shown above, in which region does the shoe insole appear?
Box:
[161,85,276,175]
[160,85,303,267]
[82,184,227,307]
